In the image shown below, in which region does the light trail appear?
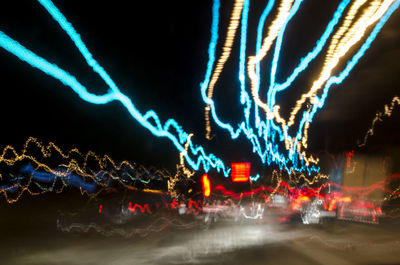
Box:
[248,0,296,116]
[202,174,211,197]
[288,0,396,151]
[298,0,400,157]
[205,0,244,140]
[0,0,398,179]
[359,95,400,147]
[168,133,195,198]
[0,137,169,203]
[0,0,230,177]
[201,0,399,175]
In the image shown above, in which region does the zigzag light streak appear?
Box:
[200,0,399,174]
[291,0,399,166]
[201,0,315,174]
[248,0,296,116]
[200,0,345,172]
[205,0,244,140]
[0,0,398,178]
[286,0,392,154]
[261,0,352,166]
[289,0,393,127]
[273,0,397,154]
[298,0,400,155]
[0,0,231,177]
[0,137,170,203]
[359,96,400,147]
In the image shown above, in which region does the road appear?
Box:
[1,205,399,265]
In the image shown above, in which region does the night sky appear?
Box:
[0,0,399,175]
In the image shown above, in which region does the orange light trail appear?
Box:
[205,0,244,139]
[248,0,295,116]
[288,0,395,153]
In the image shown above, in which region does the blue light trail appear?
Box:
[0,0,230,177]
[0,0,398,179]
[200,0,399,175]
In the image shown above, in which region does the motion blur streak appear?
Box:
[128,202,152,214]
[289,0,396,150]
[248,0,295,115]
[202,174,211,197]
[0,0,230,178]
[205,0,244,139]
[0,0,399,178]
[168,133,194,198]
[359,95,400,147]
[0,137,169,203]
[200,0,399,175]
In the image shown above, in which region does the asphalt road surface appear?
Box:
[1,198,399,265]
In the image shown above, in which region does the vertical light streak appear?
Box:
[205,0,244,139]
[300,0,400,156]
[288,0,394,127]
[202,174,211,197]
[253,0,276,127]
[169,133,195,198]
[0,0,398,178]
[291,0,397,153]
[247,0,296,115]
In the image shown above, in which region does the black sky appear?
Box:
[0,0,399,174]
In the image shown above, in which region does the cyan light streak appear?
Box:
[200,0,320,174]
[201,0,220,106]
[239,0,250,88]
[272,0,351,95]
[293,0,400,162]
[254,0,275,128]
[0,0,230,177]
[200,0,398,175]
[255,0,276,88]
[268,0,303,102]
[305,0,400,134]
[0,0,398,179]
[263,0,303,166]
[265,0,351,164]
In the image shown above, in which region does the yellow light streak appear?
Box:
[202,0,396,169]
[168,133,194,198]
[286,0,394,157]
[248,0,295,116]
[205,0,244,139]
[289,0,393,128]
[0,137,168,203]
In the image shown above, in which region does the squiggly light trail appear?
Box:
[359,95,400,147]
[0,0,230,179]
[168,134,195,198]
[205,0,244,140]
[0,0,398,179]
[200,0,399,174]
[0,137,170,203]
[248,0,295,116]
[289,0,395,151]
